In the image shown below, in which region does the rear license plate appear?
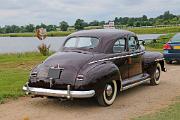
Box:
[174,46,180,49]
[48,68,62,79]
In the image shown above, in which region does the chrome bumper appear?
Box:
[22,85,95,99]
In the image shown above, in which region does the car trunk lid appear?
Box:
[29,51,94,90]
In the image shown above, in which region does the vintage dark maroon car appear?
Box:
[23,29,167,106]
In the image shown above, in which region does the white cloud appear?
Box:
[0,0,179,26]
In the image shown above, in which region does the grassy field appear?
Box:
[127,26,180,34]
[0,52,48,103]
[133,98,180,120]
[0,26,179,37]
[145,33,175,52]
[0,31,73,37]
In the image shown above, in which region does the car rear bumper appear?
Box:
[163,52,180,61]
[22,83,95,99]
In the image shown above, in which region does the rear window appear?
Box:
[171,34,180,43]
[64,37,99,49]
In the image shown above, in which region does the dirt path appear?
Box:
[0,64,180,120]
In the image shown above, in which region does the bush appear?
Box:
[38,43,51,56]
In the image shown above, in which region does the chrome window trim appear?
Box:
[89,51,144,64]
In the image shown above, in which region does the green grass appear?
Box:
[46,31,73,37]
[145,33,175,52]
[133,99,180,120]
[0,52,48,103]
[0,31,73,37]
[0,33,34,37]
[128,26,180,34]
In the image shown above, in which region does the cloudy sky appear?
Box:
[0,0,180,26]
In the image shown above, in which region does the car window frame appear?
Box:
[63,36,100,49]
[128,36,140,52]
[112,37,127,53]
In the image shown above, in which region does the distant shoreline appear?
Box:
[0,31,73,37]
[0,26,179,37]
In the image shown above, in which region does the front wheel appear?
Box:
[97,80,117,106]
[150,63,161,85]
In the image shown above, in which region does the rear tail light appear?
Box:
[76,75,84,81]
[30,72,38,77]
[163,43,171,50]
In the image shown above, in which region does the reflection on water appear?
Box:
[0,37,66,53]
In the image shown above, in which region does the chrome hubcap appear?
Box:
[105,85,113,96]
[155,69,160,80]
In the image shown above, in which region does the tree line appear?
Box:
[0,11,179,34]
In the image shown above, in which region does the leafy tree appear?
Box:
[99,21,105,26]
[59,21,69,31]
[127,18,135,26]
[20,26,26,33]
[114,17,119,25]
[134,21,141,27]
[142,15,148,21]
[11,25,20,33]
[0,27,5,33]
[47,25,56,32]
[84,22,89,27]
[35,25,41,29]
[89,20,99,26]
[39,23,47,29]
[4,25,13,33]
[25,24,34,32]
[74,19,86,30]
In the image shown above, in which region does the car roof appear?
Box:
[65,29,136,53]
[67,29,136,41]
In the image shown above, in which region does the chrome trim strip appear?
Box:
[122,78,151,91]
[155,58,165,62]
[67,85,71,99]
[23,86,95,98]
[89,51,144,64]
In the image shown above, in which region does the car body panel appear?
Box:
[163,33,180,62]
[24,29,166,99]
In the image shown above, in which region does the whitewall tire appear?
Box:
[150,63,161,85]
[97,80,117,106]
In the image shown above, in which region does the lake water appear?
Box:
[0,34,164,53]
[137,34,165,41]
[0,37,66,53]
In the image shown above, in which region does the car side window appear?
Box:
[113,38,125,53]
[128,37,138,51]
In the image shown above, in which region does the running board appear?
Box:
[122,78,151,91]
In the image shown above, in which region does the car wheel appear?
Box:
[97,80,117,106]
[150,63,161,85]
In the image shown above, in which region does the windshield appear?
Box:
[64,37,99,49]
[171,33,180,43]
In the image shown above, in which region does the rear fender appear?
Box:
[75,61,122,94]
